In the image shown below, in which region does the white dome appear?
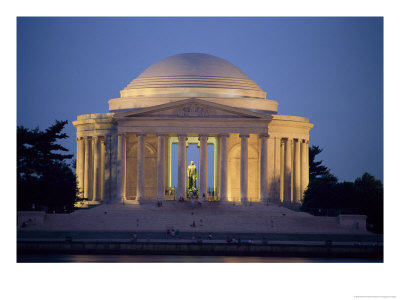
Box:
[137,53,250,79]
[109,53,278,113]
[122,53,266,99]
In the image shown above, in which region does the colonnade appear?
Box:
[173,133,252,202]
[76,133,309,205]
[76,136,107,202]
[281,138,309,203]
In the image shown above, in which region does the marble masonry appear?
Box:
[73,53,313,205]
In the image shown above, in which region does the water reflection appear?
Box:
[18,254,382,263]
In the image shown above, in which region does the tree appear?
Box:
[302,144,337,204]
[17,120,79,212]
[302,170,383,233]
[302,145,383,233]
[302,173,338,211]
[309,145,331,180]
[354,173,383,233]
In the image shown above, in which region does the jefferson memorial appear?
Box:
[73,53,313,205]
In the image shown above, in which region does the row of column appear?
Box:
[282,138,309,204]
[116,133,167,202]
[111,132,247,203]
[78,133,309,204]
[76,136,104,202]
[175,133,253,202]
[176,134,209,200]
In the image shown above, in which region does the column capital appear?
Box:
[117,133,126,137]
[239,134,250,139]
[136,133,146,137]
[156,133,168,137]
[198,134,208,142]
[219,133,230,138]
[258,133,270,139]
[283,137,292,143]
[198,134,209,138]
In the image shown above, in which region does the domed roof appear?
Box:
[109,53,278,113]
[137,53,250,79]
[121,53,266,100]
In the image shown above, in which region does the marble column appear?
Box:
[301,140,309,198]
[274,137,281,203]
[266,136,275,201]
[93,136,101,201]
[185,143,188,190]
[83,137,90,200]
[199,134,208,199]
[280,140,285,202]
[76,137,85,197]
[284,138,292,203]
[100,137,105,201]
[177,134,187,199]
[294,139,301,203]
[136,133,145,201]
[259,134,269,203]
[239,134,249,202]
[110,134,119,201]
[157,134,167,201]
[300,139,307,199]
[103,135,112,203]
[219,134,229,201]
[117,133,126,202]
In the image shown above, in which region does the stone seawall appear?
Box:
[17,241,383,259]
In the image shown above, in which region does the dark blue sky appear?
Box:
[17,17,383,182]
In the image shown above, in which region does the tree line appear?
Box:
[302,146,383,233]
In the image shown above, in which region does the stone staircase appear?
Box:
[23,200,369,234]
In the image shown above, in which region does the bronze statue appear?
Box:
[187,161,197,193]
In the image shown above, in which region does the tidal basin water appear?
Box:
[18,255,382,263]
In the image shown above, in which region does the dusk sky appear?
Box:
[17,17,383,183]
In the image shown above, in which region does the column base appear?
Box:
[177,193,186,201]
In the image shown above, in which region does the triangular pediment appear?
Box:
[114,98,271,120]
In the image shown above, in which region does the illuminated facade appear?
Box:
[73,53,313,204]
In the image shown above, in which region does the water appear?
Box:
[17,254,382,263]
